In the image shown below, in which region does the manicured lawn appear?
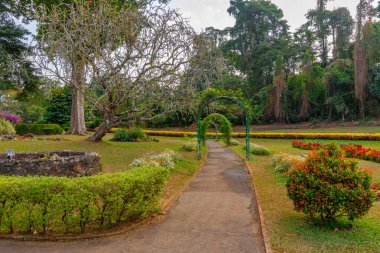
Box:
[231,139,380,253]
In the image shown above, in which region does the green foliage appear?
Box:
[0,117,15,135]
[223,0,289,91]
[0,166,169,234]
[244,143,271,156]
[181,142,197,152]
[286,144,376,223]
[15,123,63,135]
[22,105,45,123]
[201,113,232,145]
[44,86,71,127]
[111,128,146,142]
[0,5,41,98]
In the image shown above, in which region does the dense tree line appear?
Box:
[177,0,380,126]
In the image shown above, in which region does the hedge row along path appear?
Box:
[0,142,265,253]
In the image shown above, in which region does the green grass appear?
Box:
[231,139,380,253]
[0,134,201,173]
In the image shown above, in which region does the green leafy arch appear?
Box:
[201,113,232,145]
[197,96,251,161]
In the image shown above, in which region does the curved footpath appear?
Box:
[0,141,265,253]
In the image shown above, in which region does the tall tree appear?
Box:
[34,0,166,135]
[354,0,374,119]
[222,0,289,94]
[330,7,354,60]
[0,1,40,100]
[306,0,332,67]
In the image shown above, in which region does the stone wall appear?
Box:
[0,151,101,177]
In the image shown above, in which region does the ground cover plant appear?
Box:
[111,128,148,142]
[230,138,380,253]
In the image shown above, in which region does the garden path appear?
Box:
[0,141,265,253]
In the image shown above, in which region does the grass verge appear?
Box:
[230,139,380,253]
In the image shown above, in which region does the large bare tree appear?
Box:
[35,0,151,134]
[36,0,194,141]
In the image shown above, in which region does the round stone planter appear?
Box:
[0,151,101,177]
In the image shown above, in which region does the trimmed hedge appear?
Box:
[135,130,380,141]
[0,166,169,234]
[15,123,63,135]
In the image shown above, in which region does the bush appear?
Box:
[230,139,240,146]
[244,143,271,156]
[181,142,197,152]
[111,128,146,142]
[15,123,63,135]
[286,144,377,223]
[23,105,45,123]
[272,153,305,173]
[0,118,16,135]
[130,150,179,170]
[0,166,169,234]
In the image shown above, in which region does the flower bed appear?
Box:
[292,141,380,164]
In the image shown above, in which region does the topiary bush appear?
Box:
[0,166,169,234]
[0,117,16,135]
[286,143,377,223]
[111,128,146,142]
[15,123,63,135]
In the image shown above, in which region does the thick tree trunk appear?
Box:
[68,61,87,135]
[88,122,111,142]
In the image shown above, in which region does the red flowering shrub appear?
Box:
[286,143,377,223]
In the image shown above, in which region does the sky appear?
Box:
[168,0,362,32]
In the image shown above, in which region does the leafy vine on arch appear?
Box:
[201,113,232,145]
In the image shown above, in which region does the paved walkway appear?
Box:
[0,141,265,253]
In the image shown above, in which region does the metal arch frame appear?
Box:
[197,96,251,161]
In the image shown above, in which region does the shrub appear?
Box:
[230,139,240,146]
[0,111,20,124]
[286,144,377,223]
[272,153,305,173]
[0,118,16,135]
[0,166,169,234]
[15,123,63,135]
[130,150,178,170]
[244,143,271,156]
[181,142,197,152]
[112,128,146,142]
[23,105,45,123]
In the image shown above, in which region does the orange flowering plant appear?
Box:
[286,143,377,223]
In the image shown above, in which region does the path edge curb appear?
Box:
[0,151,208,242]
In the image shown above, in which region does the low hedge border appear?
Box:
[0,166,169,235]
[16,124,63,135]
[139,130,380,141]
